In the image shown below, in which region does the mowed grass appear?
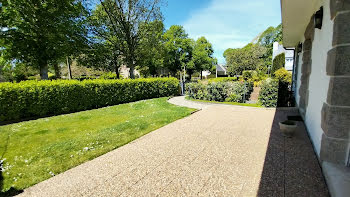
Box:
[0,97,195,192]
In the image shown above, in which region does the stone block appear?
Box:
[320,133,349,165]
[303,39,313,51]
[327,45,350,76]
[333,11,350,45]
[330,0,350,19]
[327,76,350,106]
[321,103,350,139]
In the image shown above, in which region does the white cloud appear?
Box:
[182,0,281,64]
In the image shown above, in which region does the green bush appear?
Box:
[242,70,258,81]
[185,83,207,100]
[272,53,285,74]
[100,72,119,79]
[0,78,180,121]
[76,75,97,81]
[226,82,249,102]
[274,68,292,84]
[258,78,279,107]
[186,81,248,103]
[208,77,237,83]
[273,68,293,107]
[207,82,229,102]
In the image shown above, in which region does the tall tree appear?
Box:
[225,43,265,76]
[137,20,165,77]
[0,0,88,79]
[163,25,193,76]
[188,36,215,79]
[97,0,163,78]
[258,24,282,66]
[79,4,123,78]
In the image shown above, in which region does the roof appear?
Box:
[216,64,227,72]
[281,0,321,47]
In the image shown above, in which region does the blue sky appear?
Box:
[162,0,282,64]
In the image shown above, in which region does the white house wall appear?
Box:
[298,0,333,156]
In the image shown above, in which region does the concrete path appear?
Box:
[18,97,329,196]
[167,96,212,109]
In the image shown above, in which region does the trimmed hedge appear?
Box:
[258,78,278,107]
[0,78,180,121]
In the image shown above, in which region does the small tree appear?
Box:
[272,53,285,74]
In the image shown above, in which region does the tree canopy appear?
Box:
[0,1,217,81]
[163,25,193,76]
[188,36,216,79]
[0,0,88,79]
[258,24,282,66]
[225,43,265,76]
[96,0,163,78]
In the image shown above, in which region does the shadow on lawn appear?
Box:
[256,108,329,196]
[0,134,23,197]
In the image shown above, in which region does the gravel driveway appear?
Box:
[18,97,328,196]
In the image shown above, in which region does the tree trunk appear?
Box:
[40,60,49,80]
[115,65,120,79]
[200,70,203,80]
[67,57,72,80]
[53,62,61,79]
[129,66,135,79]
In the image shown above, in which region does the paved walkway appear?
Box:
[167,96,212,109]
[18,97,329,196]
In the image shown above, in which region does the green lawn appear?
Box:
[0,97,195,193]
[185,96,263,108]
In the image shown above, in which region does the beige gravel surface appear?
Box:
[17,97,329,197]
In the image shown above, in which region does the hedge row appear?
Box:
[0,78,180,121]
[186,81,250,103]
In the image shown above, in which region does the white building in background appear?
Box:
[216,64,228,77]
[272,42,294,71]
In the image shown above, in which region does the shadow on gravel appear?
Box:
[257,108,329,196]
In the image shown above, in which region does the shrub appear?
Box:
[225,94,240,102]
[226,82,249,102]
[274,68,292,84]
[100,72,119,79]
[186,81,248,103]
[208,77,237,83]
[185,83,207,100]
[48,72,56,80]
[0,78,180,121]
[258,78,278,107]
[273,68,293,107]
[76,75,97,81]
[207,82,229,102]
[242,70,258,81]
[272,53,285,74]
